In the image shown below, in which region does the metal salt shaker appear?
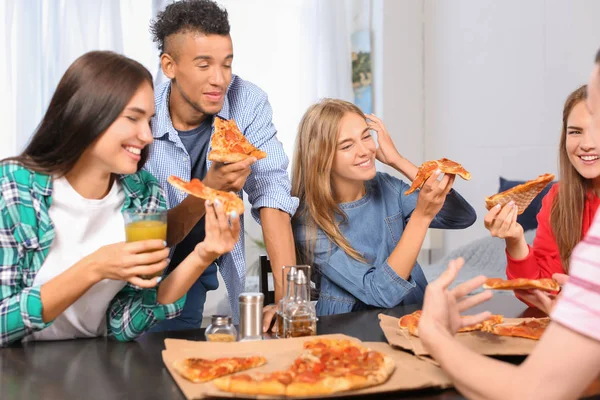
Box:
[238,292,264,341]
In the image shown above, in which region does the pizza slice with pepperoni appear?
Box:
[207,116,267,163]
[398,310,504,336]
[405,158,471,195]
[167,175,244,215]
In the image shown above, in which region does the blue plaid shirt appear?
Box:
[145,76,299,321]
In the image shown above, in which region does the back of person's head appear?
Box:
[7,51,153,176]
[551,85,588,271]
[150,0,230,57]
[292,98,366,264]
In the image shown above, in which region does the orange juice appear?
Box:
[125,220,167,278]
[125,220,167,242]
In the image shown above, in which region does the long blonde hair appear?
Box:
[550,85,588,272]
[292,99,367,265]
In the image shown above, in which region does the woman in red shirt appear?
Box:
[484,84,600,282]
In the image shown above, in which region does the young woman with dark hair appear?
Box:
[0,51,239,346]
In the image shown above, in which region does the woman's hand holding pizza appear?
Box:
[484,202,524,241]
[515,273,569,315]
[413,170,455,222]
[195,200,241,265]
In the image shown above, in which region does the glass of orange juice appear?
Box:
[123,209,168,279]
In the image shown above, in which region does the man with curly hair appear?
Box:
[145,0,298,331]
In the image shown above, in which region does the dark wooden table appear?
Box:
[0,294,597,400]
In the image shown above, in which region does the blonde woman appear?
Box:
[291,99,476,316]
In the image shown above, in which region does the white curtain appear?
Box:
[0,0,157,158]
[1,0,354,160]
[218,0,354,160]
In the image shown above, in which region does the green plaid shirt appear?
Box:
[0,161,185,346]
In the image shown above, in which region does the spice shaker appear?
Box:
[238,292,264,341]
[275,266,297,338]
[204,315,237,342]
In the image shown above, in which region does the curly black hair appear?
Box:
[150,0,230,55]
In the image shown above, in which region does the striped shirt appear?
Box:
[552,210,600,342]
[0,161,185,346]
[145,77,299,321]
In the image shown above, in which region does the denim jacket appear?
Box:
[293,172,477,316]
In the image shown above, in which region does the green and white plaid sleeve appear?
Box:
[106,285,185,341]
[0,172,53,346]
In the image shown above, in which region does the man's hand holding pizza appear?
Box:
[204,157,256,193]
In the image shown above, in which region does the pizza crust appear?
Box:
[485,173,554,215]
[483,278,560,292]
[220,375,287,396]
[286,377,352,396]
[490,318,550,340]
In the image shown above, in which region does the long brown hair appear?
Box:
[550,85,588,272]
[292,99,367,265]
[5,51,153,175]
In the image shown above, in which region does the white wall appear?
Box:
[375,0,424,170]
[379,0,600,260]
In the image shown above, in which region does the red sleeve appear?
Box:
[505,185,565,280]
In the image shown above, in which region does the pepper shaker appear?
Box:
[238,292,264,341]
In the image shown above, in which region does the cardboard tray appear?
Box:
[162,333,453,399]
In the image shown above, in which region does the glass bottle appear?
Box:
[283,269,317,338]
[276,266,296,338]
[204,315,237,342]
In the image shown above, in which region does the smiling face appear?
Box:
[84,82,155,175]
[331,112,377,190]
[565,100,599,182]
[162,32,233,117]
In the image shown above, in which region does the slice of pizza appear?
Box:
[459,314,504,333]
[489,318,550,340]
[213,371,291,396]
[286,339,395,396]
[485,173,554,215]
[399,310,503,336]
[405,158,471,195]
[483,277,560,292]
[207,116,267,163]
[173,355,267,383]
[214,338,395,397]
[167,175,244,215]
[398,310,421,336]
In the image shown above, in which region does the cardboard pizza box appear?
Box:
[378,313,538,360]
[162,333,453,399]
